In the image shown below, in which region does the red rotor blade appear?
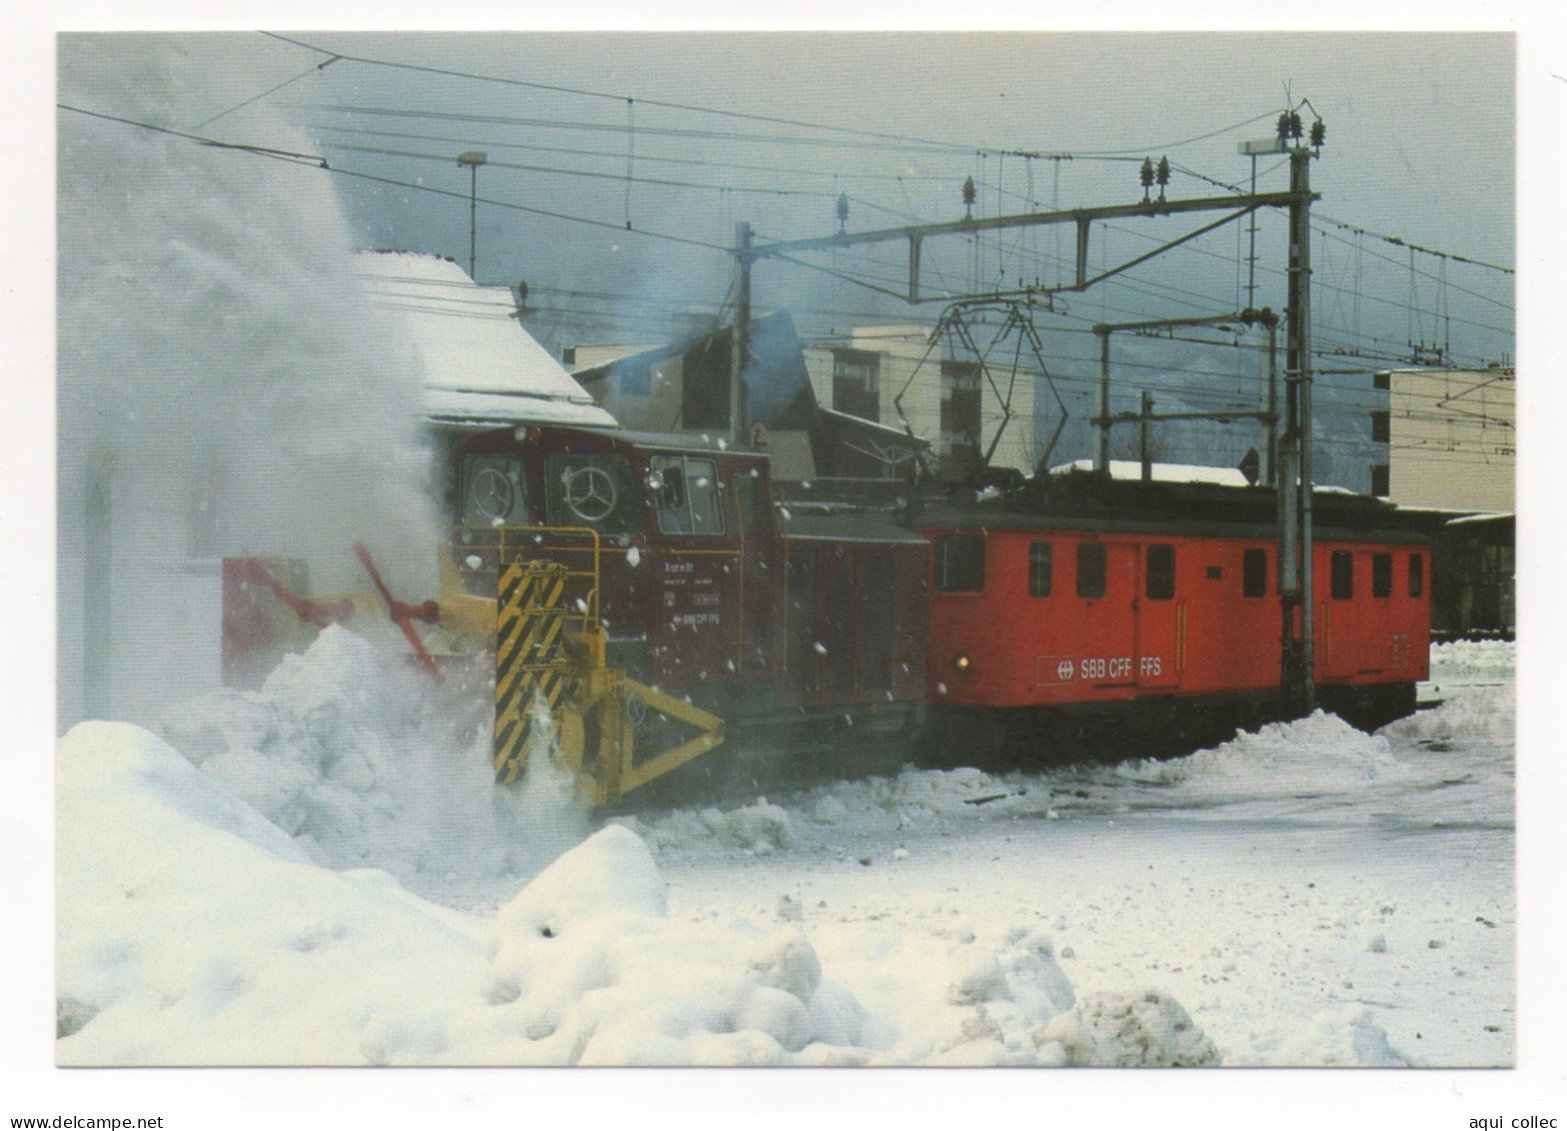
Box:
[353,542,444,684]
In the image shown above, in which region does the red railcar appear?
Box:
[915,472,1429,752]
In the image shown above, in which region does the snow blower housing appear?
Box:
[224,423,930,806]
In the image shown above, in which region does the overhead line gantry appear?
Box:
[736,189,1306,307]
[726,110,1325,712]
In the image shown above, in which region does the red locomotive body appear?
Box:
[918,473,1430,740]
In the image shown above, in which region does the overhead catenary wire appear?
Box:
[272,51,1513,364]
[192,54,341,130]
[264,32,984,156]
[70,40,1514,408]
[320,139,860,202]
[267,32,1293,168]
[60,102,733,257]
[247,37,1517,286]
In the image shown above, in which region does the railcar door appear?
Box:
[1135,541,1182,689]
[732,463,782,677]
[645,452,743,684]
[1317,545,1366,682]
[1070,538,1138,694]
[1318,545,1397,682]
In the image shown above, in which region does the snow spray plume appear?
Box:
[161,628,589,894]
[504,688,593,876]
[58,35,439,725]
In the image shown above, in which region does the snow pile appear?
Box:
[697,799,794,853]
[160,626,586,892]
[56,721,492,1065]
[1383,685,1515,748]
[806,920,1077,1065]
[636,767,1012,851]
[446,826,861,1066]
[1111,711,1407,795]
[788,765,1007,826]
[1037,990,1221,1067]
[58,722,1221,1066]
[1429,639,1515,683]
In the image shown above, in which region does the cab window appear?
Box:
[1242,548,1268,598]
[934,533,985,592]
[545,453,642,534]
[1372,552,1393,598]
[1145,543,1175,600]
[460,453,529,526]
[1077,543,1106,599]
[1331,550,1354,599]
[1028,541,1052,598]
[650,455,724,536]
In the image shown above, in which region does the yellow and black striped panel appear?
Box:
[493,560,573,782]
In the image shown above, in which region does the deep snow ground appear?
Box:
[618,665,1516,1067]
[653,770,1512,1068]
[20,634,1562,1122]
[50,634,1517,1073]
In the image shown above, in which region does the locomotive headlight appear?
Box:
[953,652,973,674]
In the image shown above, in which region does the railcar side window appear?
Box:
[650,455,724,536]
[1077,543,1106,599]
[1409,552,1424,598]
[1242,548,1268,598]
[1145,544,1175,600]
[460,454,529,526]
[1331,550,1354,599]
[545,453,642,534]
[1028,541,1053,598]
[1372,552,1393,598]
[934,533,985,592]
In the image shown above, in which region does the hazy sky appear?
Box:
[49,27,1519,487]
[61,29,1514,370]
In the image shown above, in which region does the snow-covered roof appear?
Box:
[421,389,625,430]
[1049,459,1251,487]
[1445,511,1513,528]
[356,251,617,429]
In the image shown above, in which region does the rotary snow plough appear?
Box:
[222,423,929,807]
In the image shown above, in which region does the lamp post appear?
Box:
[457,151,487,280]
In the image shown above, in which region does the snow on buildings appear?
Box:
[1047,459,1253,487]
[355,251,617,432]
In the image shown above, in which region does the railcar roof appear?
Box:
[916,472,1430,544]
[785,511,929,546]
